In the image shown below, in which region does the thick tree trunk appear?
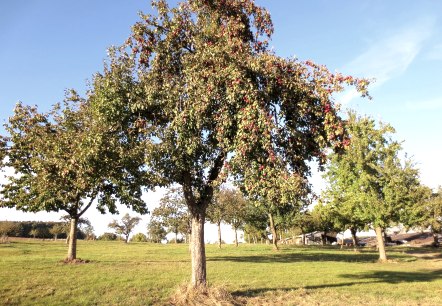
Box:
[302,233,306,245]
[375,226,387,262]
[268,213,278,250]
[234,228,238,247]
[217,221,222,248]
[67,217,78,261]
[190,209,206,288]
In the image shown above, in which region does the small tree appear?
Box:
[131,232,148,242]
[147,220,167,243]
[222,188,248,247]
[49,224,65,240]
[108,213,142,243]
[0,221,19,243]
[152,188,190,243]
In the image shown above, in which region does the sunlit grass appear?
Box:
[1,240,441,305]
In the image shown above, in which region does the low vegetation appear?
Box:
[1,240,441,305]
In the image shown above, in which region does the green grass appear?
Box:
[1,240,441,305]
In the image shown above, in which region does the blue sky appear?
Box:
[1,1,442,237]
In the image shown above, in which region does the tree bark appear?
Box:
[67,217,78,261]
[217,221,222,248]
[375,226,387,262]
[190,208,206,288]
[350,227,359,251]
[432,232,439,247]
[268,213,278,250]
[302,233,306,245]
[322,231,327,246]
[234,228,238,247]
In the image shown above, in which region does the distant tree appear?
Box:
[0,221,20,242]
[108,213,142,243]
[292,210,315,245]
[323,113,421,261]
[0,99,149,261]
[49,224,66,240]
[29,228,40,239]
[206,188,228,248]
[98,232,118,241]
[131,232,148,242]
[222,188,248,247]
[242,204,269,244]
[147,220,167,243]
[152,188,190,243]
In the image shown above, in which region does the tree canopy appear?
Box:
[322,112,421,261]
[88,0,369,286]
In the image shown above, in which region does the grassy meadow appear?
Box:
[1,239,441,305]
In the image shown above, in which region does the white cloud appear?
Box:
[339,18,435,104]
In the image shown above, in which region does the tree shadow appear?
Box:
[231,269,442,298]
[208,250,400,264]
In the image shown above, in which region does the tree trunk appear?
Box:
[190,209,206,288]
[217,221,222,248]
[234,228,238,247]
[375,226,387,262]
[322,231,327,246]
[175,231,178,244]
[350,227,359,251]
[67,217,78,261]
[302,233,306,245]
[432,232,439,247]
[268,213,278,250]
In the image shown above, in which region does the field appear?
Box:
[1,240,441,305]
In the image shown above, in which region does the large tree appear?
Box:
[0,98,149,261]
[89,0,369,287]
[322,113,421,261]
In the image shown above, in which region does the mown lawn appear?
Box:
[1,239,441,305]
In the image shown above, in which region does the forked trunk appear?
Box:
[268,213,278,250]
[217,221,222,248]
[190,209,206,288]
[67,217,78,261]
[375,226,387,262]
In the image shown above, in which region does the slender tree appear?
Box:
[206,188,228,248]
[221,188,248,247]
[0,97,149,261]
[108,213,142,243]
[152,188,190,243]
[89,0,369,287]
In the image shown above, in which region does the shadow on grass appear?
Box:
[209,250,384,264]
[231,269,442,298]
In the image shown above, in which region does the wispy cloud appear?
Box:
[426,43,442,61]
[339,18,435,104]
[406,97,442,111]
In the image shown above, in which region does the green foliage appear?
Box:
[108,213,142,243]
[151,188,191,240]
[147,219,167,243]
[131,232,148,242]
[98,232,119,241]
